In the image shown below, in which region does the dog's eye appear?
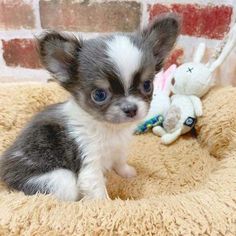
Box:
[91,89,108,104]
[141,80,153,95]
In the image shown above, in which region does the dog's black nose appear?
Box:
[122,104,138,118]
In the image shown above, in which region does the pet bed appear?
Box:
[0,82,235,235]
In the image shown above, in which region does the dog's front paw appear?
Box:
[81,187,110,200]
[114,164,137,178]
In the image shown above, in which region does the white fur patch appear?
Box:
[26,169,79,201]
[63,99,136,170]
[106,35,142,91]
[61,99,137,199]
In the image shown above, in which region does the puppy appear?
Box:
[0,15,179,201]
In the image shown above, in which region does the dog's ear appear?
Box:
[141,14,180,71]
[37,31,82,85]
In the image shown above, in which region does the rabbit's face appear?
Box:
[171,62,212,97]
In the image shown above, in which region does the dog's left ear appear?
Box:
[141,14,180,71]
[37,31,82,86]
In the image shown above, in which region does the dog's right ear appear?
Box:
[37,31,82,85]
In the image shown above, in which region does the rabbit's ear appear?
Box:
[209,23,236,72]
[153,70,164,89]
[193,43,206,63]
[164,64,177,78]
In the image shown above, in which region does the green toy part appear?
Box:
[135,115,164,134]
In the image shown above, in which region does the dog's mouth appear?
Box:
[105,116,141,125]
[104,110,147,125]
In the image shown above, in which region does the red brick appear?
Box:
[164,49,184,69]
[149,4,233,39]
[149,4,169,17]
[40,0,141,32]
[2,39,41,69]
[0,0,35,29]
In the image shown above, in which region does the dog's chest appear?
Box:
[70,124,132,171]
[96,132,125,170]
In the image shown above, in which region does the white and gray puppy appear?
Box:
[0,15,179,201]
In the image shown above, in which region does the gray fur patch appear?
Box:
[0,104,81,195]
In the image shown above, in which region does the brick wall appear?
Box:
[0,0,236,85]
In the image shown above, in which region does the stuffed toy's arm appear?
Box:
[189,96,203,117]
[153,126,182,145]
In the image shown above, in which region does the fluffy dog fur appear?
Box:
[0,15,180,201]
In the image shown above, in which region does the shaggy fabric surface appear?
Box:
[0,82,235,235]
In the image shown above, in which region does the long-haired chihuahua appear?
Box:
[0,14,180,201]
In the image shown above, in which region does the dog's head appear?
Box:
[38,14,180,124]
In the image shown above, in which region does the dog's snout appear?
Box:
[122,104,138,118]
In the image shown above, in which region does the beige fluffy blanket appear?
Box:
[0,82,235,235]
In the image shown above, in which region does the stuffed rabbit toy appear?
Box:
[146,64,177,119]
[153,22,236,144]
[135,65,176,134]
